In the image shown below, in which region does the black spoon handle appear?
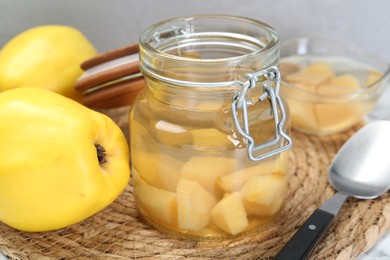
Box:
[274,209,335,260]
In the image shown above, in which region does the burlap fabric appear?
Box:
[0,106,389,260]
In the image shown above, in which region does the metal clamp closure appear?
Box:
[231,66,292,161]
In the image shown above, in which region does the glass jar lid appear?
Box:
[139,15,280,89]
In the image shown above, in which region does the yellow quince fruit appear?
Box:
[0,25,97,101]
[0,87,130,232]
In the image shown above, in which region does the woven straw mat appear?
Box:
[0,106,389,260]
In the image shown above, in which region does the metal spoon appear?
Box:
[275,120,390,260]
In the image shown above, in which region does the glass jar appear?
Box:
[130,15,292,240]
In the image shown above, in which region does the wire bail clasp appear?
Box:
[231,66,292,161]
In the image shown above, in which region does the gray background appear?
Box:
[1,0,390,61]
[2,0,389,120]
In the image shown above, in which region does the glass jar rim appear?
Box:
[139,14,279,64]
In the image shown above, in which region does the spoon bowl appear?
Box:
[275,120,390,260]
[329,121,390,199]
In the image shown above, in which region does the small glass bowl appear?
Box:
[280,37,390,135]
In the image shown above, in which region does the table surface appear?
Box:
[356,82,390,259]
[1,85,390,259]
